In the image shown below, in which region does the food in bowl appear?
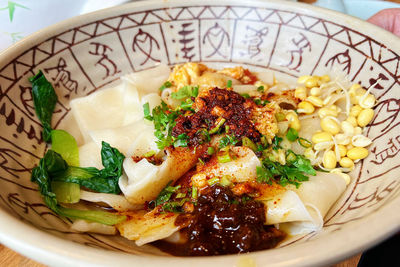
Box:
[29,62,375,256]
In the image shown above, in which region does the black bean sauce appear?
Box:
[154,185,286,256]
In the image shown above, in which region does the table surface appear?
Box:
[0,243,361,267]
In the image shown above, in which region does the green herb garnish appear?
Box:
[159,81,172,91]
[219,134,239,148]
[155,181,181,206]
[171,85,199,99]
[174,133,189,147]
[256,151,315,188]
[286,128,299,142]
[144,101,180,149]
[227,80,232,88]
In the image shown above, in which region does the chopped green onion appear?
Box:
[176,192,186,199]
[191,186,198,199]
[286,128,299,142]
[220,176,232,187]
[207,177,220,186]
[242,137,257,151]
[143,150,156,157]
[217,151,232,163]
[227,80,232,88]
[159,81,172,91]
[275,112,285,122]
[209,117,226,134]
[143,102,152,121]
[198,158,205,165]
[241,93,250,99]
[207,147,215,155]
[298,137,312,148]
[257,85,264,92]
[225,125,230,133]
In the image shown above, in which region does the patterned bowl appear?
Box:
[0,0,399,266]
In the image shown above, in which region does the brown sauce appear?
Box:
[153,185,286,256]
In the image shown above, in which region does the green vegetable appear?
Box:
[298,137,312,148]
[174,133,189,147]
[143,102,152,120]
[51,130,79,166]
[220,176,232,187]
[209,117,226,134]
[272,136,283,150]
[217,151,232,163]
[207,146,215,155]
[31,152,126,225]
[196,129,210,144]
[161,198,190,213]
[242,137,257,151]
[257,85,264,92]
[143,150,156,157]
[50,142,125,194]
[176,192,187,199]
[29,71,58,142]
[52,181,80,204]
[144,101,180,149]
[50,129,80,204]
[159,81,172,91]
[155,181,181,206]
[178,98,194,111]
[227,80,232,88]
[241,93,250,99]
[219,134,238,148]
[253,98,270,106]
[256,151,315,188]
[286,128,299,142]
[171,85,199,99]
[191,186,198,199]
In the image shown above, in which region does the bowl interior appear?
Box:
[0,0,399,265]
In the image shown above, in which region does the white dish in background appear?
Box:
[0,0,399,266]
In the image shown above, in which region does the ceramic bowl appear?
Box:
[0,0,399,266]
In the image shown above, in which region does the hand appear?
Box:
[368,8,400,37]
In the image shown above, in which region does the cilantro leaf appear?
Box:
[174,133,189,147]
[145,101,180,150]
[257,151,315,188]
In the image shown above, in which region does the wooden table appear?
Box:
[0,243,361,266]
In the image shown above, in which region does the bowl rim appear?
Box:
[0,0,399,266]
